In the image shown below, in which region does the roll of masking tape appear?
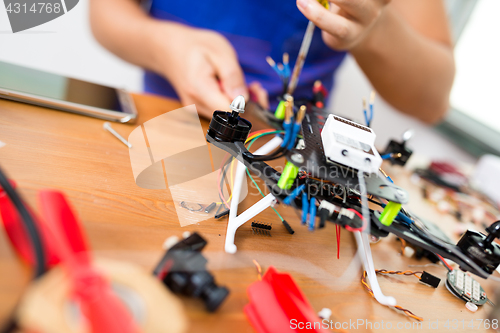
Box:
[16,259,187,333]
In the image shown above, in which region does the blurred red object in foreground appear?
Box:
[245,266,329,333]
[0,183,140,333]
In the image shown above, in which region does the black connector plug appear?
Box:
[420,271,441,288]
[215,209,230,219]
[154,233,229,312]
[318,208,329,229]
[282,220,295,234]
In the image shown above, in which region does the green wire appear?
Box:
[246,131,285,221]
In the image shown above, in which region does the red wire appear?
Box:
[336,225,341,259]
[436,253,454,271]
[344,208,367,232]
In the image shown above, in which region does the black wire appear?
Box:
[0,166,47,333]
[218,157,232,206]
[436,255,453,272]
[368,197,385,207]
[0,166,45,278]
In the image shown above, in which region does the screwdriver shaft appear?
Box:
[287,20,316,96]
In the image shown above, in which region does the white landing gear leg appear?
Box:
[353,231,397,306]
[224,136,283,254]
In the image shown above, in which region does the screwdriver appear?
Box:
[287,0,330,96]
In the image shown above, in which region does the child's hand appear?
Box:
[153,23,248,118]
[297,0,392,51]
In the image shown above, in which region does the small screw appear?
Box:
[341,149,348,156]
[395,189,406,200]
[291,153,304,164]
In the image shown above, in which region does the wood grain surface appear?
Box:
[0,94,498,333]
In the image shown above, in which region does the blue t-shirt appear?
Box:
[145,0,347,107]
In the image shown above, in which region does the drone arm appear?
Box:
[225,136,283,254]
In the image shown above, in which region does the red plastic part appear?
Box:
[38,190,140,333]
[0,181,59,266]
[38,191,89,264]
[0,184,89,267]
[244,266,329,333]
[0,184,140,333]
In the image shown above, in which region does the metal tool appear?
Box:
[287,0,330,96]
[103,122,132,148]
[287,21,316,96]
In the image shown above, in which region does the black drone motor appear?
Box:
[382,129,414,166]
[207,95,252,143]
[153,233,229,312]
[457,221,500,274]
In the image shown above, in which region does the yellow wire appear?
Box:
[379,168,389,178]
[216,131,274,206]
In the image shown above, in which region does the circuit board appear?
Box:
[283,103,408,203]
[446,270,488,305]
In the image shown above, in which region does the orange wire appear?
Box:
[248,129,276,138]
[376,269,422,280]
[400,239,407,255]
[253,259,263,281]
[361,271,424,321]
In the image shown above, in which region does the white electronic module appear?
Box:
[321,114,382,174]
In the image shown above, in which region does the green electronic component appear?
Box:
[379,201,402,226]
[277,162,299,190]
[274,101,286,120]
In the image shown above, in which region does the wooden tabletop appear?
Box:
[0,94,497,333]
